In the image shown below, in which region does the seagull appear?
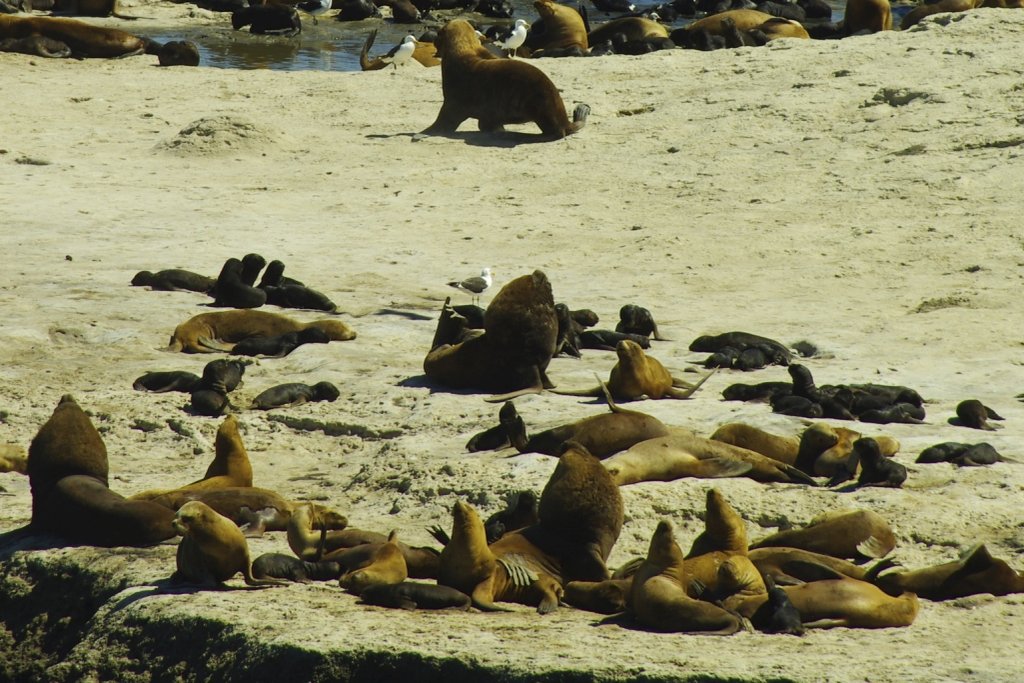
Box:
[498,19,529,57]
[295,0,331,24]
[448,267,492,305]
[387,35,417,70]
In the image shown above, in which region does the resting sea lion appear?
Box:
[211,258,266,309]
[603,430,817,486]
[849,437,906,489]
[338,530,409,593]
[262,283,337,312]
[579,329,651,351]
[157,39,200,67]
[900,0,976,29]
[709,423,799,465]
[950,399,1004,430]
[172,501,285,586]
[529,0,588,54]
[587,17,668,46]
[750,509,896,561]
[168,309,355,353]
[0,445,28,474]
[683,8,774,35]
[256,259,304,289]
[615,304,668,341]
[251,552,342,582]
[689,331,790,365]
[359,581,472,610]
[417,19,589,141]
[916,441,1008,466]
[0,15,154,58]
[230,326,331,358]
[841,0,890,34]
[563,577,632,614]
[250,381,340,409]
[131,269,215,293]
[749,547,870,585]
[868,543,1024,600]
[554,340,714,401]
[133,370,201,393]
[0,35,73,57]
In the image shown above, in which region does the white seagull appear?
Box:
[498,19,529,57]
[448,267,492,304]
[388,35,417,70]
[295,0,331,24]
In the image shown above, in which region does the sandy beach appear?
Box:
[2,5,1024,681]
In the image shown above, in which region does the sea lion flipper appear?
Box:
[690,457,752,479]
[196,336,235,353]
[779,560,848,583]
[470,579,513,612]
[427,525,451,546]
[484,385,545,403]
[856,535,892,560]
[549,386,602,398]
[666,368,717,399]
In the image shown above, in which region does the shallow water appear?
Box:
[151,0,860,73]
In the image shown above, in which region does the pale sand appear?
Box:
[2,5,1024,681]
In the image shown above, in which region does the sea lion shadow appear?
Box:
[397,374,489,396]
[0,526,67,561]
[107,577,263,614]
[365,132,553,148]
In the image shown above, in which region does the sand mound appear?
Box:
[156,115,284,156]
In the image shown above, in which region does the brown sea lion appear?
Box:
[627,520,746,633]
[587,16,667,45]
[417,19,589,141]
[732,576,918,628]
[749,547,871,585]
[338,530,409,593]
[167,309,356,353]
[554,340,714,401]
[842,0,891,34]
[359,28,438,70]
[602,430,817,486]
[709,423,799,466]
[869,543,1024,600]
[756,16,810,39]
[438,500,564,613]
[172,501,285,587]
[687,488,749,558]
[251,552,342,582]
[900,0,977,29]
[563,577,632,614]
[684,9,774,35]
[531,0,588,54]
[750,509,897,561]
[794,423,900,481]
[424,272,558,398]
[497,384,670,458]
[359,581,472,610]
[0,444,27,474]
[0,15,153,57]
[148,486,348,536]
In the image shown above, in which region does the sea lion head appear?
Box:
[702,488,748,554]
[434,19,487,59]
[306,320,357,342]
[173,500,216,536]
[646,520,684,569]
[615,339,646,367]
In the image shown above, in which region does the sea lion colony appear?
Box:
[3,267,1021,639]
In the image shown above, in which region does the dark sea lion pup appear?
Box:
[231,326,331,358]
[251,381,341,410]
[251,552,342,582]
[359,582,472,610]
[950,399,1004,431]
[133,370,202,393]
[416,19,589,141]
[131,268,215,293]
[616,304,668,341]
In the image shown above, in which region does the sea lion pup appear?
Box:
[749,547,871,585]
[615,304,668,341]
[256,259,304,289]
[359,28,438,70]
[230,326,331,358]
[231,4,301,36]
[417,19,589,141]
[0,35,73,57]
[132,370,202,393]
[251,552,342,582]
[529,0,588,55]
[754,575,804,635]
[210,258,267,309]
[950,399,1004,431]
[849,437,906,489]
[750,509,896,562]
[157,39,200,67]
[167,309,355,354]
[338,531,409,593]
[916,441,1008,467]
[868,543,1024,600]
[250,381,340,410]
[689,331,791,366]
[579,329,651,351]
[841,0,890,34]
[359,581,472,610]
[438,500,564,613]
[483,490,539,544]
[587,17,668,46]
[172,501,286,587]
[423,271,558,399]
[131,269,215,294]
[731,575,919,629]
[262,283,337,313]
[0,445,28,474]
[553,340,714,401]
[26,395,177,546]
[147,487,348,536]
[709,423,800,466]
[627,521,746,634]
[0,15,154,58]
[602,430,817,486]
[497,384,670,458]
[793,423,900,482]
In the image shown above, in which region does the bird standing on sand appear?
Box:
[448,267,492,304]
[498,19,529,57]
[296,0,331,24]
[388,35,417,70]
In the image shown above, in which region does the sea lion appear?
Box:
[28,394,109,499]
[157,39,200,66]
[722,380,792,402]
[553,340,714,401]
[438,499,564,613]
[230,326,331,358]
[131,269,215,293]
[148,486,348,536]
[211,258,267,309]
[750,509,897,561]
[709,423,800,466]
[251,552,343,582]
[562,577,632,614]
[755,575,805,635]
[602,431,817,486]
[0,445,28,474]
[231,4,301,36]
[417,19,589,141]
[900,0,976,29]
[262,283,337,313]
[189,388,230,417]
[168,309,355,353]
[689,331,790,365]
[849,437,907,489]
[483,490,539,544]
[529,0,588,54]
[916,441,1007,466]
[627,520,746,634]
[423,272,558,398]
[359,581,472,610]
[199,358,249,394]
[338,531,409,593]
[172,501,285,586]
[359,28,438,70]
[683,8,775,35]
[0,15,154,58]
[497,386,670,458]
[841,0,890,34]
[756,16,809,39]
[868,543,1024,600]
[749,547,870,585]
[256,259,304,289]
[950,399,1004,431]
[553,303,582,358]
[0,35,73,57]
[587,17,668,46]
[250,381,340,410]
[579,329,651,351]
[686,488,750,558]
[615,304,668,341]
[132,370,202,393]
